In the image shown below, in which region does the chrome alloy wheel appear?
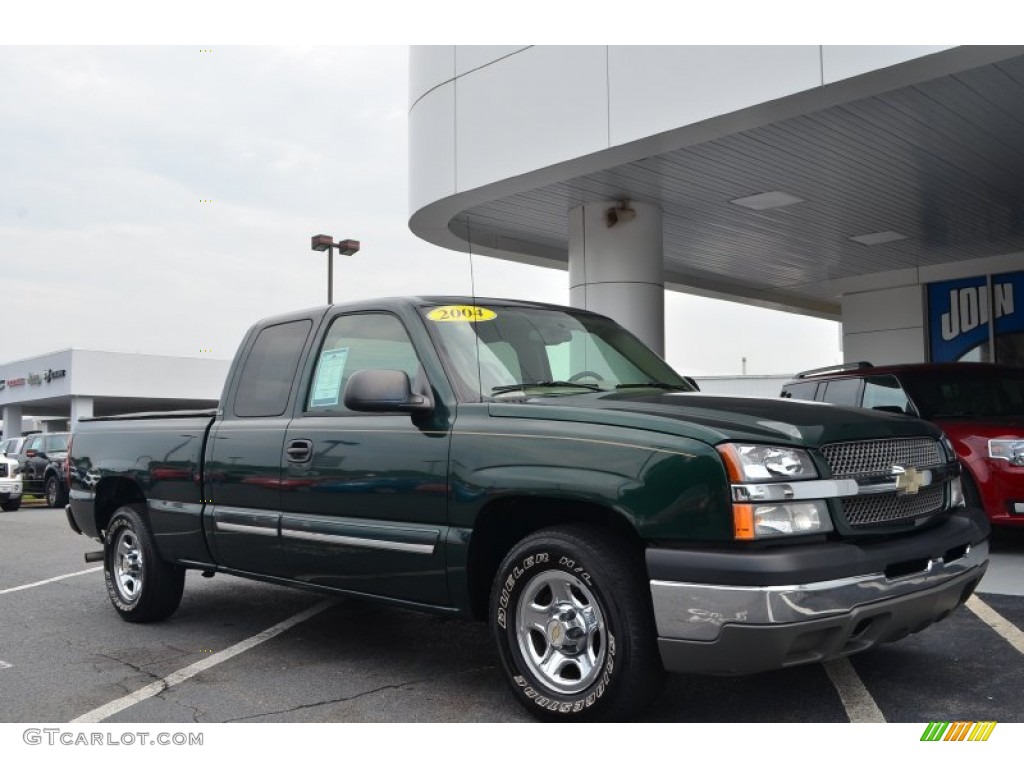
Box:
[113,528,144,603]
[515,570,607,695]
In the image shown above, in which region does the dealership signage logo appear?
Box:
[939,283,1014,341]
[929,271,1024,362]
[920,721,997,741]
[0,368,65,392]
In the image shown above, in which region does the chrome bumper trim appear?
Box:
[732,478,857,502]
[650,539,988,642]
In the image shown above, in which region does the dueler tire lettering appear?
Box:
[489,524,664,722]
[103,504,185,623]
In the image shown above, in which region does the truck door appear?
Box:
[205,317,316,576]
[279,310,452,606]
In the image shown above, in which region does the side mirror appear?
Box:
[25,450,38,458]
[343,369,433,414]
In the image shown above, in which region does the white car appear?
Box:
[0,455,23,511]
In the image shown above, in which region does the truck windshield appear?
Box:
[900,368,1024,418]
[420,304,692,401]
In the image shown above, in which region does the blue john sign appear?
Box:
[928,272,1023,362]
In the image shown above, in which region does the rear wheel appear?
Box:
[103,505,185,622]
[45,475,68,508]
[489,525,665,721]
[1,499,20,512]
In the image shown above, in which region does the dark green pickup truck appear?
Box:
[67,297,990,720]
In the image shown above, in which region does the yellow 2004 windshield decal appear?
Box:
[427,305,497,322]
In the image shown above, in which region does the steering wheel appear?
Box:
[568,370,605,383]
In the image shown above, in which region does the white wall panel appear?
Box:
[841,285,923,335]
[608,46,820,146]
[409,46,455,108]
[409,83,456,215]
[72,351,228,400]
[455,46,529,76]
[822,46,954,85]
[455,46,608,193]
[843,329,926,365]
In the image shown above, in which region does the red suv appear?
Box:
[781,362,1024,527]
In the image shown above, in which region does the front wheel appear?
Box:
[103,505,185,622]
[489,525,665,721]
[1,499,20,512]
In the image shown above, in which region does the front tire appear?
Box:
[103,505,185,622]
[45,475,68,508]
[489,525,665,721]
[1,499,21,512]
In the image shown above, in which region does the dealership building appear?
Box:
[0,350,229,436]
[407,45,1024,367]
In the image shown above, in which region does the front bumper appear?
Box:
[649,511,989,675]
[0,479,23,501]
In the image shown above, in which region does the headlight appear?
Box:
[733,501,833,539]
[718,443,832,540]
[989,439,1024,466]
[717,443,818,482]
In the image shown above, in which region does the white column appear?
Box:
[568,201,665,355]
[70,396,94,430]
[2,406,22,440]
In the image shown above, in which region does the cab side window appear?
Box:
[862,376,913,414]
[820,378,862,406]
[306,313,422,413]
[781,381,819,401]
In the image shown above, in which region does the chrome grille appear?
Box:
[821,438,943,478]
[841,485,945,527]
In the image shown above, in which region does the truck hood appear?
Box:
[488,390,942,447]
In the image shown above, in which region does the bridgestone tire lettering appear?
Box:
[488,525,664,721]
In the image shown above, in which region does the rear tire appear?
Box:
[489,524,665,721]
[103,505,185,622]
[45,475,68,508]
[1,499,20,512]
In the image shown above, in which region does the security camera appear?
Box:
[605,200,636,227]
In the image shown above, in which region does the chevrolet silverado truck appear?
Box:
[66,297,990,721]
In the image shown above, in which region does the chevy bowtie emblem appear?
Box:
[892,465,925,495]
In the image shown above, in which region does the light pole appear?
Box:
[310,234,360,304]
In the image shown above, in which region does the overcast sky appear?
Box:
[0,45,845,376]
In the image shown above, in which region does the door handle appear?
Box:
[285,439,313,463]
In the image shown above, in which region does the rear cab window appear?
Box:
[233,320,313,418]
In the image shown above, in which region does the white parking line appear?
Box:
[0,660,12,670]
[0,566,102,596]
[823,657,886,723]
[71,598,337,723]
[967,595,1024,655]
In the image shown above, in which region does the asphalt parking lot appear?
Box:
[2,498,1022,723]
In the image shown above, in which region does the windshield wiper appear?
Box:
[616,382,692,391]
[491,381,603,394]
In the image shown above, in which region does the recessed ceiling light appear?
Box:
[729,191,805,210]
[849,231,908,246]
